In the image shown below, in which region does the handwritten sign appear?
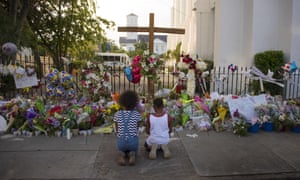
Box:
[13,73,38,89]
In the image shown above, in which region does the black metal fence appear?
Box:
[0,55,299,100]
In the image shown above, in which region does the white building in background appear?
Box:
[168,0,300,67]
[119,13,168,55]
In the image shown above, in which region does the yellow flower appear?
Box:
[106,109,111,115]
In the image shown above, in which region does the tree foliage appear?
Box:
[163,42,182,62]
[126,41,148,58]
[27,0,114,69]
[0,0,115,69]
[0,0,34,48]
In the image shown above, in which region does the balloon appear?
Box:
[2,42,17,56]
[290,61,297,73]
[125,67,133,81]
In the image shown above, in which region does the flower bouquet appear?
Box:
[80,62,111,100]
[177,54,207,96]
[210,99,232,132]
[232,109,250,136]
[103,103,121,123]
[126,53,164,84]
[138,54,164,82]
[254,104,279,131]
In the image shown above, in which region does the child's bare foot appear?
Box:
[128,151,136,165]
[117,151,126,166]
[149,144,158,160]
[161,144,171,159]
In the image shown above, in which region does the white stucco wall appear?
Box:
[252,0,293,60]
[214,0,253,67]
[167,0,195,51]
[290,0,300,63]
[169,0,299,67]
[193,0,215,60]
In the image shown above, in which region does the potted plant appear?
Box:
[254,104,280,132]
[232,109,250,136]
[292,120,300,133]
[273,113,294,132]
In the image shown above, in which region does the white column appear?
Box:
[214,0,253,67]
[290,0,300,62]
[193,0,215,60]
[252,0,293,60]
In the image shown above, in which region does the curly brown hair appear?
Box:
[118,90,139,110]
[153,97,163,109]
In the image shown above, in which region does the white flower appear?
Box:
[179,72,186,79]
[98,64,104,71]
[141,62,146,68]
[144,66,149,72]
[177,61,189,70]
[196,61,207,71]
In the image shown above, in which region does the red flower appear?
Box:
[49,106,62,116]
[233,109,239,118]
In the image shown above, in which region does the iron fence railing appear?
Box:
[1,55,299,100]
[284,69,300,99]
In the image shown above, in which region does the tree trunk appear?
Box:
[15,0,31,46]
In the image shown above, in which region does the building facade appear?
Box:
[119,13,168,55]
[168,0,300,67]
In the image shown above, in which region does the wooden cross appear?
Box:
[118,13,185,96]
[118,13,185,53]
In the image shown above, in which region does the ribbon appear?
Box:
[250,66,284,90]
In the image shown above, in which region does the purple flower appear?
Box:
[26,107,38,120]
[53,120,60,128]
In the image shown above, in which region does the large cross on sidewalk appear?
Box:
[118,13,185,54]
[118,13,185,96]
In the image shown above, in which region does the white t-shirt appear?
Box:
[146,113,170,145]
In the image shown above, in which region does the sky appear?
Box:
[96,0,173,45]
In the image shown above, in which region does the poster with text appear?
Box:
[13,73,38,89]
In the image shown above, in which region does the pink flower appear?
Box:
[234,109,239,118]
[133,55,141,66]
[132,74,141,83]
[149,57,156,64]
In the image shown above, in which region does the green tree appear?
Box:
[0,0,35,48]
[27,0,114,69]
[164,42,182,62]
[127,41,148,57]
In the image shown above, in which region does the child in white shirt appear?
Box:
[144,97,172,159]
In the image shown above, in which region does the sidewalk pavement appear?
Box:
[0,129,300,180]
